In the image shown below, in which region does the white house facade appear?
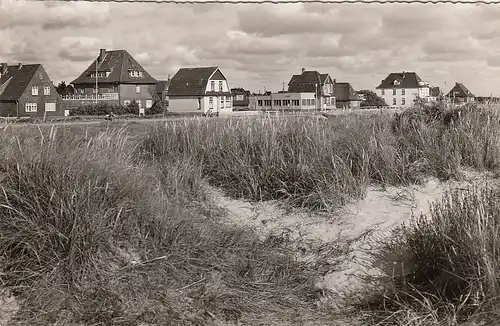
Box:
[167,67,233,114]
[376,72,431,108]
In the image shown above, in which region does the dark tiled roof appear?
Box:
[333,82,362,101]
[167,67,222,96]
[376,72,426,89]
[156,80,170,94]
[447,82,475,98]
[71,50,157,85]
[0,64,40,101]
[288,70,330,93]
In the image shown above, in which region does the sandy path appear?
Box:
[206,171,500,300]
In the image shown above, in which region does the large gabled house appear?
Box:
[65,49,158,110]
[333,82,362,109]
[287,68,335,110]
[0,62,63,117]
[167,67,233,114]
[446,82,475,103]
[376,71,431,107]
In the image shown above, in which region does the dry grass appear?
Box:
[0,125,341,325]
[2,103,500,325]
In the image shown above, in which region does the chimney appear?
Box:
[98,48,106,63]
[301,68,305,73]
[18,63,22,70]
[333,79,336,85]
[0,63,7,75]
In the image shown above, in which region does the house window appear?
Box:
[283,100,290,106]
[393,98,396,105]
[264,100,271,106]
[32,87,38,96]
[401,89,405,95]
[226,97,231,107]
[236,95,244,101]
[124,100,131,106]
[136,86,140,93]
[45,102,56,112]
[220,96,224,107]
[258,100,263,106]
[209,97,213,103]
[25,103,37,112]
[274,100,282,106]
[302,99,307,106]
[211,81,215,92]
[146,100,153,108]
[392,89,396,95]
[381,90,385,95]
[402,98,406,105]
[219,81,223,92]
[43,86,50,95]
[80,88,84,94]
[292,100,300,106]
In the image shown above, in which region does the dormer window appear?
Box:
[393,80,400,86]
[90,72,108,78]
[129,70,143,77]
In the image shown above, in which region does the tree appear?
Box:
[357,90,387,108]
[55,81,75,96]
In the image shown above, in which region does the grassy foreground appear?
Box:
[2,103,500,325]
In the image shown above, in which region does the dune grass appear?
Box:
[0,126,345,326]
[2,103,500,325]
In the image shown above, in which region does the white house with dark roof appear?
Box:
[65,49,158,110]
[376,71,431,107]
[287,68,335,110]
[167,67,233,114]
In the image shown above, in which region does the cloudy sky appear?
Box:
[1,0,500,96]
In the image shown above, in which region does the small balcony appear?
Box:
[62,93,119,101]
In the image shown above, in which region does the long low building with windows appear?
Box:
[249,91,334,111]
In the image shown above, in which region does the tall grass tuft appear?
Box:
[357,183,500,325]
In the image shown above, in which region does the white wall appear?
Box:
[203,95,233,113]
[168,98,200,112]
[378,87,431,107]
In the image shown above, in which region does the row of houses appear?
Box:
[0,47,494,117]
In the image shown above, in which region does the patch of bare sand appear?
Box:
[205,171,500,303]
[0,289,20,326]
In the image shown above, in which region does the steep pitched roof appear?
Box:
[288,70,330,93]
[0,64,40,101]
[376,72,427,89]
[71,50,157,85]
[156,80,170,94]
[333,82,362,101]
[447,82,475,98]
[167,67,221,96]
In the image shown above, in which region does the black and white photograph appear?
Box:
[1,0,500,325]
